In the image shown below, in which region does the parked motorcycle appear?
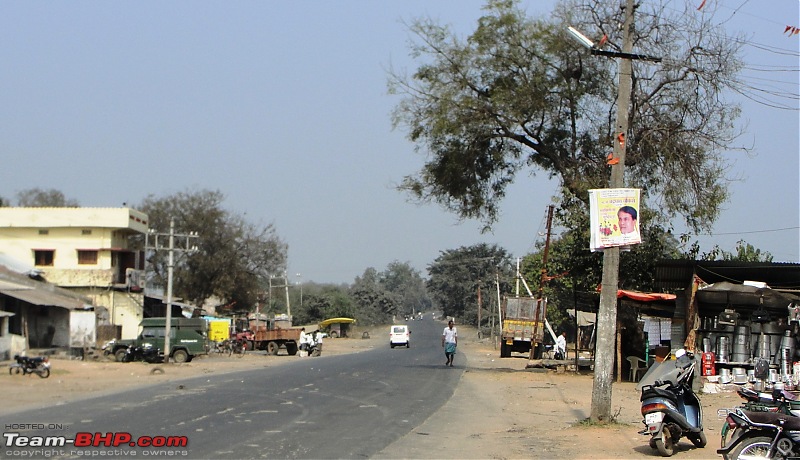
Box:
[8,354,51,378]
[637,348,706,456]
[121,343,163,363]
[732,386,800,417]
[718,407,800,459]
[307,342,321,357]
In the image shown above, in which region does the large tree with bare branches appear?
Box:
[389,0,746,422]
[389,0,744,233]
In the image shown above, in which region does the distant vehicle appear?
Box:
[390,325,410,348]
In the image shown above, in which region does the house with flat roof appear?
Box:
[0,207,149,340]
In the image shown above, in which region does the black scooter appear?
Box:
[638,349,706,456]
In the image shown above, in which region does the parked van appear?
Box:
[390,325,410,348]
[110,317,210,363]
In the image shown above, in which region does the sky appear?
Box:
[1,1,798,285]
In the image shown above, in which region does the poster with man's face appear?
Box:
[589,188,642,251]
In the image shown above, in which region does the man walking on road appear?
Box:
[442,320,458,367]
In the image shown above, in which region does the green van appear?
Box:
[111,317,210,363]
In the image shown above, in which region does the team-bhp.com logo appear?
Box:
[4,431,188,448]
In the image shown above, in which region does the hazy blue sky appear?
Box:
[2,1,798,284]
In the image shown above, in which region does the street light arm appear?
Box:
[591,48,662,63]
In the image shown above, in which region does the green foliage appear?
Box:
[427,243,514,324]
[294,286,356,326]
[682,237,773,262]
[390,0,744,234]
[521,195,683,334]
[349,262,431,325]
[381,260,431,316]
[351,267,399,325]
[137,188,288,310]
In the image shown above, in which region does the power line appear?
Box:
[687,226,800,237]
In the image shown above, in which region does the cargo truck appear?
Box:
[500,297,546,358]
[234,315,301,356]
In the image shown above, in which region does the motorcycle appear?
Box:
[637,348,706,456]
[732,386,800,417]
[8,354,51,378]
[718,407,800,459]
[121,343,163,363]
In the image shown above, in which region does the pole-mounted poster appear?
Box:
[589,188,642,251]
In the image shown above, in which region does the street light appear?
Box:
[566,4,661,422]
[567,26,595,49]
[567,25,662,63]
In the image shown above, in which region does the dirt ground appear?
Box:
[1,326,739,459]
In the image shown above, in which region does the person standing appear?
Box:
[314,330,323,355]
[299,327,308,356]
[442,320,458,367]
[555,331,567,360]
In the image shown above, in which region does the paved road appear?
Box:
[1,318,461,459]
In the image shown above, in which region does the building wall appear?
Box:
[76,289,143,340]
[0,207,147,287]
[0,208,149,343]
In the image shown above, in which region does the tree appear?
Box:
[137,188,288,311]
[390,0,746,422]
[683,237,773,263]
[16,188,79,207]
[351,267,400,325]
[521,198,683,334]
[294,285,355,326]
[389,0,743,233]
[427,244,514,323]
[381,261,431,317]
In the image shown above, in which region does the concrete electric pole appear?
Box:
[145,218,198,363]
[568,0,660,422]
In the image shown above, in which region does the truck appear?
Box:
[109,317,210,363]
[500,297,546,358]
[234,315,301,356]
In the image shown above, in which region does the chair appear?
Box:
[627,356,648,382]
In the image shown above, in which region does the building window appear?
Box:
[34,250,54,266]
[78,250,98,265]
[82,229,92,235]
[38,229,49,235]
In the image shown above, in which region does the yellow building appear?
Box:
[0,207,149,339]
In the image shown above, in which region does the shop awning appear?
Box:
[696,281,799,309]
[618,290,677,302]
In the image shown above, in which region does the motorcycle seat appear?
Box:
[745,410,800,430]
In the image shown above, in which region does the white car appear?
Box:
[390,325,410,348]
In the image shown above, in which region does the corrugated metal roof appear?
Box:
[0,269,91,310]
[0,281,87,310]
[655,260,800,291]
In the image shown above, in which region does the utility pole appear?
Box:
[145,218,198,363]
[528,205,555,361]
[269,274,292,318]
[590,0,635,422]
